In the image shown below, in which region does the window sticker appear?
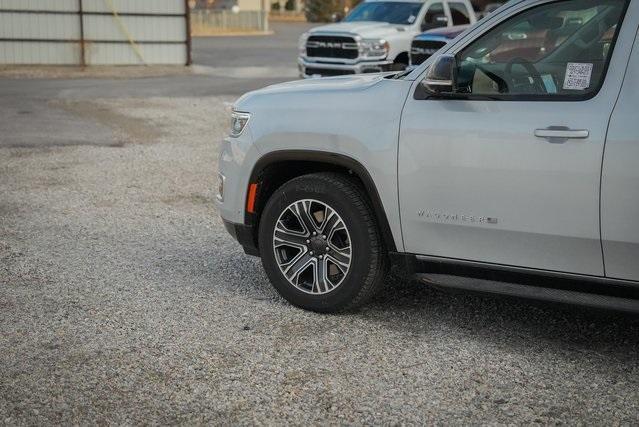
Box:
[407,15,416,23]
[563,62,593,90]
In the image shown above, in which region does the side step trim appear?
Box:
[417,274,639,313]
[389,252,639,312]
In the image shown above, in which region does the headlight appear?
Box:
[298,32,309,56]
[360,38,389,58]
[230,111,250,138]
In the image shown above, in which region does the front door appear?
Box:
[601,14,639,281]
[398,0,633,275]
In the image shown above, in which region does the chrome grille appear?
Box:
[410,40,446,65]
[306,35,358,60]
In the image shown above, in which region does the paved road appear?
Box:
[1,23,639,425]
[0,22,315,102]
[193,22,315,69]
[0,22,315,149]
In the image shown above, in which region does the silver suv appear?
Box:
[218,0,639,313]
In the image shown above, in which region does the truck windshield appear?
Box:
[343,1,423,25]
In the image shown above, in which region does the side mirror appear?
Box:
[331,12,343,22]
[421,54,457,95]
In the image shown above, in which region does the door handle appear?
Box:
[534,127,589,140]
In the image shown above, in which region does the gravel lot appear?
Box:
[1,91,639,425]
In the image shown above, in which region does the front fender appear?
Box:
[245,78,413,252]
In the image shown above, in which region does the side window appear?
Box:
[455,0,627,98]
[422,3,448,31]
[449,2,471,25]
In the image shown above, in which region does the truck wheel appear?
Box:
[258,172,387,313]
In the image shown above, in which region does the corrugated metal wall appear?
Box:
[0,0,190,65]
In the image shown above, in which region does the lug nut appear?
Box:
[325,247,330,252]
[313,232,317,236]
[322,235,326,239]
[306,239,310,243]
[310,251,314,255]
[319,255,323,259]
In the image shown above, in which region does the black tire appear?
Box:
[258,172,387,313]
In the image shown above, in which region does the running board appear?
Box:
[416,274,639,313]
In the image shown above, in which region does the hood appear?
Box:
[235,74,388,109]
[308,21,408,38]
[417,25,468,40]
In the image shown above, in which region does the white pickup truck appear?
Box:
[298,0,476,77]
[220,0,639,313]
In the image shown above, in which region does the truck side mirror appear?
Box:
[421,54,457,95]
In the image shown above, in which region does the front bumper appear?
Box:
[223,219,259,256]
[216,125,263,257]
[298,57,394,78]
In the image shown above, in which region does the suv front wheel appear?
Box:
[258,172,387,313]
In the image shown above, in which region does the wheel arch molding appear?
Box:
[246,150,398,253]
[394,51,409,65]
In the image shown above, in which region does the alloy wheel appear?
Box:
[272,199,352,294]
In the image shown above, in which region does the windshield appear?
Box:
[343,1,423,25]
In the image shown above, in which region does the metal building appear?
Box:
[0,0,191,65]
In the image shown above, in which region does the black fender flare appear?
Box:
[247,150,397,252]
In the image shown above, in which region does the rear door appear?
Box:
[601,15,639,281]
[398,0,634,275]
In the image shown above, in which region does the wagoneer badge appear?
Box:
[418,210,499,225]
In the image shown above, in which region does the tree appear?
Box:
[305,0,340,22]
[349,0,364,10]
[305,0,363,22]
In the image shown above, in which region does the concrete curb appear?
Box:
[192,31,274,37]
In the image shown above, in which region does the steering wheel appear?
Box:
[504,57,547,94]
